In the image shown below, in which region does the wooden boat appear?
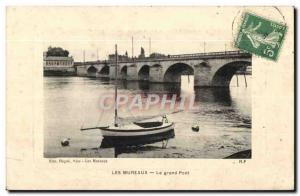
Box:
[100,118,175,148]
[81,44,175,149]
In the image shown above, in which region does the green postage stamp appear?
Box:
[235,12,287,61]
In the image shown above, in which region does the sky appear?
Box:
[7,6,287,62]
[44,39,234,62]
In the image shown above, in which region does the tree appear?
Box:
[46,46,69,57]
[125,51,128,57]
[149,52,167,58]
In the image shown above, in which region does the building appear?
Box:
[108,54,130,62]
[43,52,76,76]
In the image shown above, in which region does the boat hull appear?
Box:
[100,128,175,148]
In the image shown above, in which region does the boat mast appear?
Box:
[114,44,118,127]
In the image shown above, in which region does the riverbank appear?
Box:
[44,70,76,76]
[117,147,251,158]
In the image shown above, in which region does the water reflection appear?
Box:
[117,80,181,93]
[96,78,233,106]
[194,88,232,106]
[44,76,251,158]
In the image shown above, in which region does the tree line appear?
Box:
[46,46,69,57]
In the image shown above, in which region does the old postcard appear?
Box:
[6,6,294,190]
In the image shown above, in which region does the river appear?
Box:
[44,76,251,158]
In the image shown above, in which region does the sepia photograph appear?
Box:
[6,5,294,190]
[43,8,252,159]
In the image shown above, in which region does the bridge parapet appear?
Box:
[74,50,251,65]
[168,50,250,59]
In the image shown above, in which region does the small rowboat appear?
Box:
[100,119,175,148]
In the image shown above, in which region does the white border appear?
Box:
[1,0,298,195]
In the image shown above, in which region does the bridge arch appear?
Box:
[211,61,251,87]
[120,66,127,80]
[98,65,110,75]
[163,63,194,83]
[87,65,97,73]
[138,65,150,81]
[87,66,98,77]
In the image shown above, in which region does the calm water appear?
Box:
[44,76,251,158]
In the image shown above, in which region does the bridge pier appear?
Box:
[109,65,116,79]
[127,65,138,81]
[193,63,214,87]
[76,65,88,76]
[149,65,163,82]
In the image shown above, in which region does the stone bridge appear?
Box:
[75,51,251,87]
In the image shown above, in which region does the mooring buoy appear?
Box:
[191,125,199,132]
[61,138,71,147]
